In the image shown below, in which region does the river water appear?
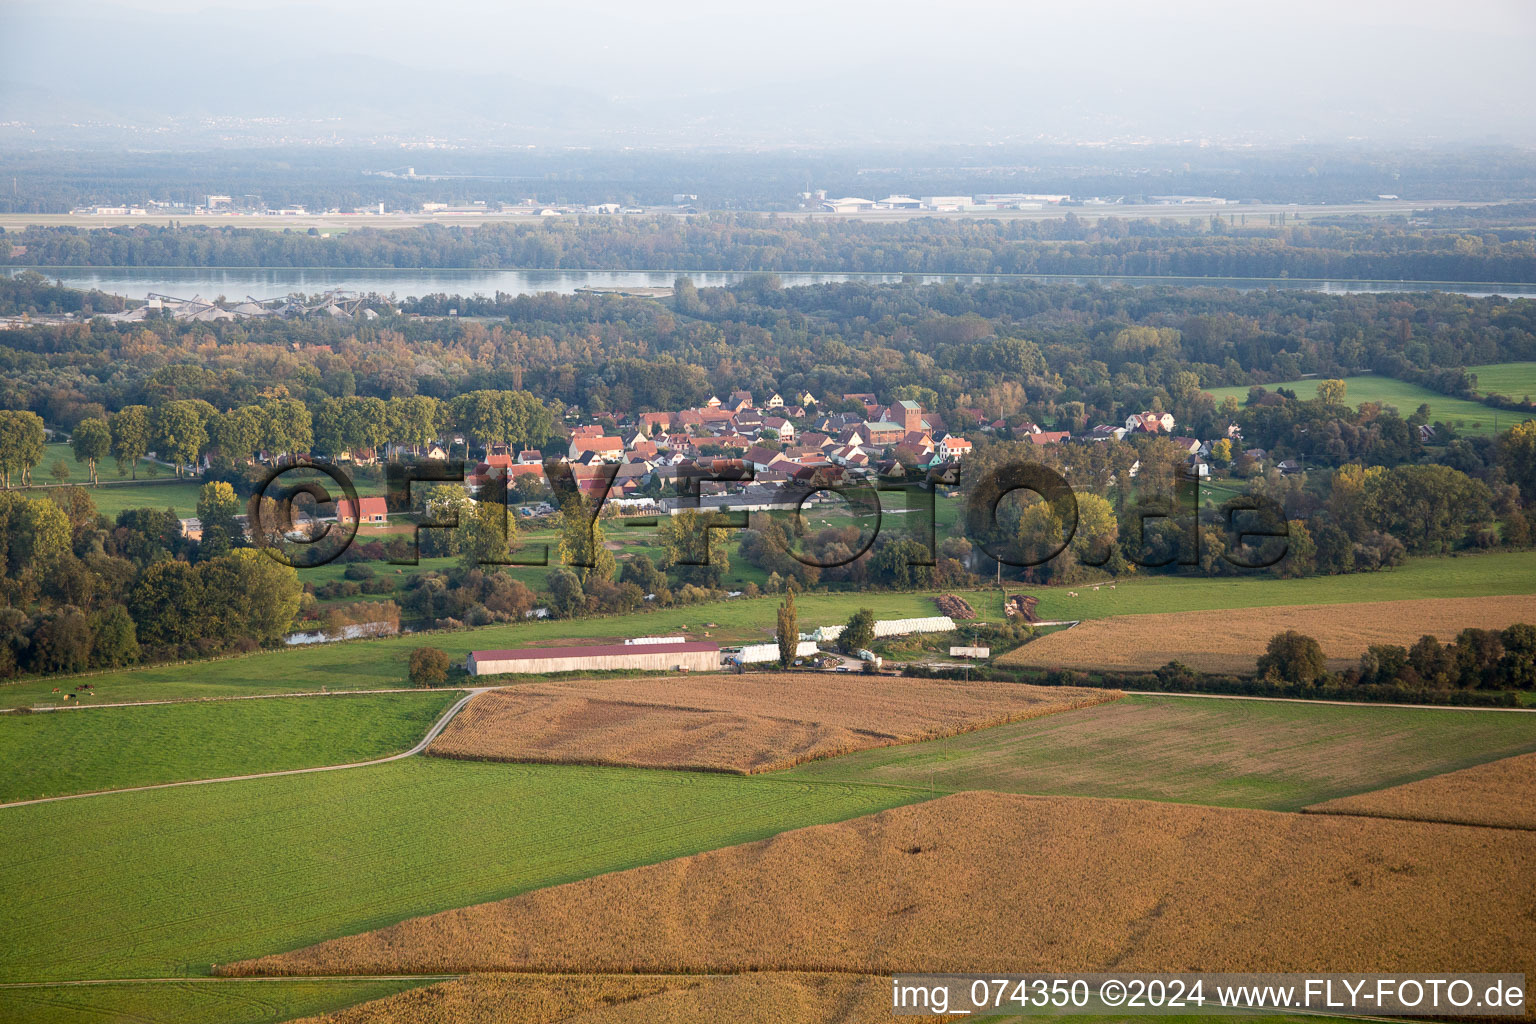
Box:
[9,266,1536,300]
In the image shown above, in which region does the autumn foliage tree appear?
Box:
[409,646,451,687]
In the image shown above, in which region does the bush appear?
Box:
[343,563,376,581]
[408,646,451,687]
[1256,630,1328,686]
[840,608,876,653]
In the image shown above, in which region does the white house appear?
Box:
[938,435,972,461]
[1126,411,1175,434]
[762,415,795,442]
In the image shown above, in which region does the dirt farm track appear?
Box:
[998,594,1536,674]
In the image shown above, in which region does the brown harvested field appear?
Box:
[284,972,937,1024]
[225,790,1536,980]
[428,674,1119,773]
[284,974,686,1024]
[1306,750,1536,830]
[997,594,1536,673]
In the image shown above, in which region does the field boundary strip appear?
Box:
[1300,808,1536,832]
[0,688,486,810]
[1127,691,1536,712]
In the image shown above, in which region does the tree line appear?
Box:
[0,389,558,489]
[4,216,1535,281]
[0,487,303,679]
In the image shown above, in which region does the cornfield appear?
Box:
[998,595,1536,673]
[429,674,1118,774]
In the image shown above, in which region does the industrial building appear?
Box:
[466,640,721,676]
[820,196,877,213]
[919,196,973,211]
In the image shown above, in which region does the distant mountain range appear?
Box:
[3,0,1533,147]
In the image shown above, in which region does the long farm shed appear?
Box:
[466,641,721,676]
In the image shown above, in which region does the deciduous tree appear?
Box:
[1256,630,1327,686]
[109,405,151,478]
[71,418,111,485]
[776,586,798,667]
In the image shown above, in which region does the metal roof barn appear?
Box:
[467,641,720,676]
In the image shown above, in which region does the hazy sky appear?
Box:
[4,0,1534,142]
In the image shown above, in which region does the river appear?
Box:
[9,266,1536,300]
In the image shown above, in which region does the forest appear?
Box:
[6,214,1536,282]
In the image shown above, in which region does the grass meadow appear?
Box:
[1469,360,1536,399]
[17,445,395,520]
[0,978,432,1024]
[1204,374,1509,435]
[21,477,207,519]
[0,757,919,983]
[785,694,1536,810]
[0,691,460,802]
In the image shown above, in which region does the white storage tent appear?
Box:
[732,641,820,664]
[815,615,956,643]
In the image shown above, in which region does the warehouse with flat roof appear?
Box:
[466,641,721,676]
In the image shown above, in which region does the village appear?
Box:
[377,390,1244,523]
[280,386,1279,563]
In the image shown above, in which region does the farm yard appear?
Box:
[1305,749,1536,830]
[5,548,1535,711]
[220,791,1536,979]
[0,588,976,709]
[427,674,1118,773]
[996,594,1536,673]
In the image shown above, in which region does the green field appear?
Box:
[1205,374,1509,435]
[0,691,460,802]
[35,441,159,484]
[786,694,1536,810]
[17,446,395,521]
[0,978,432,1024]
[1468,360,1536,400]
[20,478,207,519]
[0,758,919,982]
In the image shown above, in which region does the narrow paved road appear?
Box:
[0,688,486,811]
